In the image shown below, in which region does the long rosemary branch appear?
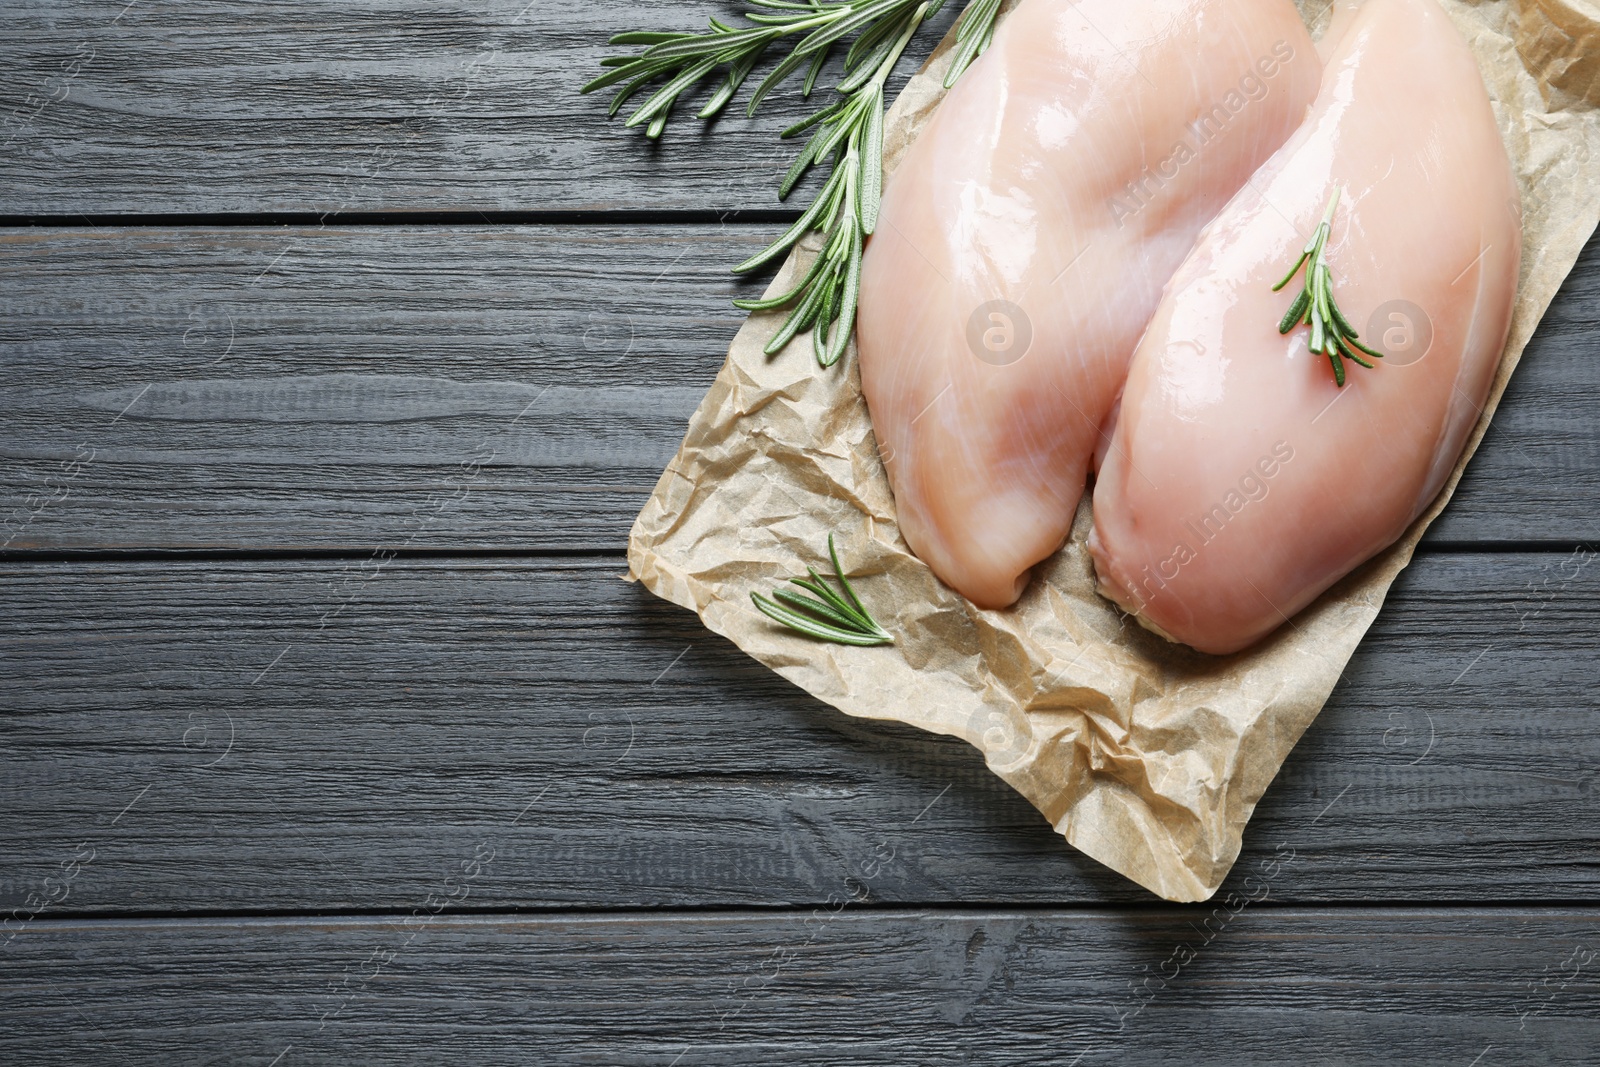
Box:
[584,0,1006,367]
[730,2,926,366]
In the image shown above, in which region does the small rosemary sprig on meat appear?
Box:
[751,534,894,646]
[584,0,1006,367]
[1272,187,1385,387]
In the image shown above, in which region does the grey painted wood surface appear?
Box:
[3,908,1596,1065]
[3,0,1599,1060]
[3,551,1595,913]
[0,223,757,551]
[3,224,1597,552]
[0,0,958,216]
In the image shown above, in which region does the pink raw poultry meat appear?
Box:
[1089,0,1521,655]
[857,0,1320,608]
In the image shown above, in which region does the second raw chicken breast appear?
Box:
[857,0,1319,608]
[1089,0,1521,654]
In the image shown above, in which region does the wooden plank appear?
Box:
[3,224,1597,552]
[2,551,1596,913]
[0,0,959,215]
[1435,229,1600,542]
[0,223,760,552]
[2,908,1597,1064]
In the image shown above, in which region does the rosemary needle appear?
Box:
[1272,187,1385,387]
[751,533,894,646]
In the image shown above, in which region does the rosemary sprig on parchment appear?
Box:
[751,534,894,645]
[583,0,1006,366]
[1272,187,1385,387]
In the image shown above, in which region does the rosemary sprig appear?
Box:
[584,0,1006,367]
[730,2,930,366]
[583,1,932,138]
[751,533,894,646]
[582,1,1001,139]
[1272,187,1384,387]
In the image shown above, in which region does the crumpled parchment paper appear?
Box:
[628,0,1600,901]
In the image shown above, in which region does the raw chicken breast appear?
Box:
[1089,0,1520,655]
[857,0,1320,608]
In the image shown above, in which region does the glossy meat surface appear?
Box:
[857,0,1320,608]
[1089,0,1521,655]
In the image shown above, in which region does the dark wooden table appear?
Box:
[3,4,1597,1064]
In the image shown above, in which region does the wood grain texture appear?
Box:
[2,908,1597,1065]
[0,0,958,215]
[2,551,1595,913]
[3,3,1599,1054]
[2,225,1596,552]
[0,223,759,551]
